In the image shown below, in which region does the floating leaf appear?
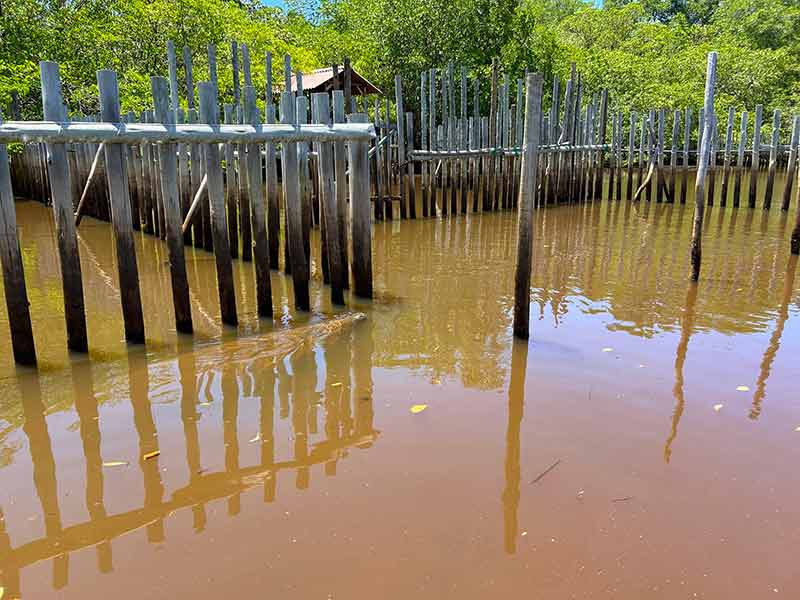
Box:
[102,461,129,468]
[602,347,614,353]
[331,382,342,388]
[249,433,261,443]
[410,404,428,414]
[736,385,750,392]
[143,450,160,460]
[795,426,800,432]
[713,404,724,412]
[1,585,5,600]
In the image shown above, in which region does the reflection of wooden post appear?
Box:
[129,352,165,543]
[503,341,527,554]
[73,361,113,572]
[222,366,241,515]
[260,363,277,502]
[352,317,374,440]
[179,351,207,531]
[664,283,698,463]
[750,255,797,419]
[513,74,543,340]
[19,375,69,588]
[291,352,311,490]
[0,506,21,599]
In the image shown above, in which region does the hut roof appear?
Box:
[290,65,382,96]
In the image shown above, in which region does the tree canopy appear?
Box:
[1,0,798,119]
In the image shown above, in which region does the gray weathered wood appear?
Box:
[40,61,88,352]
[243,86,273,317]
[280,91,310,309]
[749,104,763,208]
[782,115,800,212]
[97,69,145,344]
[690,52,717,282]
[198,82,238,325]
[0,114,37,364]
[763,109,780,210]
[733,110,748,208]
[720,106,734,206]
[348,113,372,299]
[151,76,193,334]
[680,107,690,204]
[513,73,542,340]
[332,91,349,287]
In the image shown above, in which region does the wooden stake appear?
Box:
[763,109,780,210]
[40,61,88,352]
[749,104,762,208]
[690,51,717,282]
[151,76,193,334]
[97,70,146,343]
[513,73,542,340]
[347,113,373,299]
[782,116,800,212]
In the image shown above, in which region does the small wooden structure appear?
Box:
[290,65,382,96]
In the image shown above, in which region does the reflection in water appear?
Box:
[664,283,698,464]
[502,340,527,554]
[751,255,798,420]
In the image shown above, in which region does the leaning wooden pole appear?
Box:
[690,51,718,282]
[512,73,543,340]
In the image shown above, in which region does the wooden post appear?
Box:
[198,82,238,325]
[0,114,37,365]
[782,116,800,211]
[720,106,734,206]
[406,112,416,219]
[595,90,608,201]
[151,76,193,334]
[347,113,373,299]
[332,91,349,287]
[40,61,88,352]
[343,58,352,115]
[763,109,780,210]
[488,59,498,211]
[749,104,763,208]
[243,86,273,317]
[669,110,679,202]
[97,70,146,344]
[183,46,195,110]
[280,91,310,310]
[707,114,717,206]
[420,71,430,217]
[627,111,636,200]
[395,74,407,219]
[733,111,748,208]
[312,92,345,305]
[223,105,239,258]
[680,107,690,204]
[265,52,280,269]
[690,52,717,282]
[430,68,438,215]
[513,73,542,340]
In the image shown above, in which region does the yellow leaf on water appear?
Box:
[331,382,342,387]
[249,433,261,443]
[1,585,5,600]
[410,404,428,414]
[713,404,724,412]
[602,347,614,353]
[736,385,750,392]
[102,461,129,468]
[143,451,160,460]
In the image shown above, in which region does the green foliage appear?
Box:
[0,0,797,121]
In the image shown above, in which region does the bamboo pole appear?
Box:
[690,51,718,282]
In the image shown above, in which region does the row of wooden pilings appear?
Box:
[1,53,375,367]
[3,44,800,359]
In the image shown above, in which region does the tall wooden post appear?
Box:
[40,61,88,352]
[348,113,373,298]
[690,51,718,282]
[513,74,543,340]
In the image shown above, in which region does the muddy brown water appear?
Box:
[1,182,800,599]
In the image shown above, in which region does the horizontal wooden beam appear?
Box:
[0,121,375,145]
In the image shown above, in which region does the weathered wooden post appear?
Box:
[763,109,781,210]
[782,116,800,211]
[198,82,238,325]
[40,61,89,352]
[343,58,352,115]
[280,91,311,309]
[0,114,37,365]
[264,51,280,269]
[348,113,373,299]
[513,73,542,340]
[669,110,679,202]
[243,86,273,317]
[420,71,430,217]
[332,91,349,286]
[733,111,748,208]
[97,70,146,344]
[749,104,763,208]
[720,106,734,206]
[151,76,193,334]
[394,74,407,218]
[312,92,345,305]
[690,51,718,282]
